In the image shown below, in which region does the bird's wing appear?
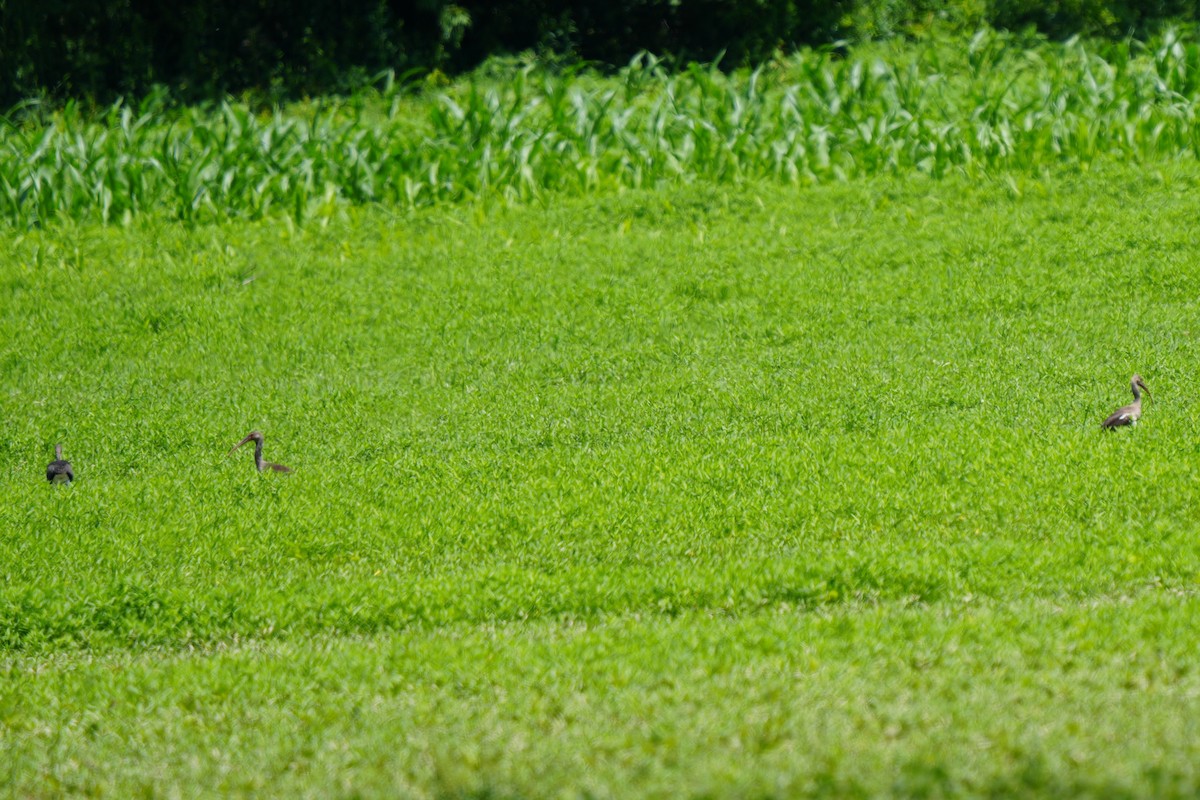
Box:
[1102,406,1136,427]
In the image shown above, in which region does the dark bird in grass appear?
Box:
[228,431,292,473]
[1102,374,1150,429]
[46,443,74,483]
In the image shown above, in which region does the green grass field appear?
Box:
[7,28,1200,798]
[5,165,1200,796]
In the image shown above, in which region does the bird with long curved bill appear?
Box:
[1102,374,1150,429]
[227,431,292,473]
[46,443,74,483]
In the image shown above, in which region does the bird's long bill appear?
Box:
[227,435,255,456]
[1139,382,1152,402]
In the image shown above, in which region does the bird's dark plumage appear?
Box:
[1102,374,1150,429]
[46,443,73,483]
[228,430,292,473]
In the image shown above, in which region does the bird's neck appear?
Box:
[254,440,265,471]
[1131,382,1141,401]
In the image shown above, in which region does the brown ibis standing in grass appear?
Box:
[46,443,73,483]
[1102,374,1150,429]
[228,431,292,473]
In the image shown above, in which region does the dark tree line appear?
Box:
[3,0,1199,105]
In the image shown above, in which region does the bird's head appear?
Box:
[228,431,264,455]
[1133,374,1150,400]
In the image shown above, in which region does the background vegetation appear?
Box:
[7,28,1200,230]
[7,0,1200,105]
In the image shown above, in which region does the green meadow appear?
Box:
[6,30,1200,799]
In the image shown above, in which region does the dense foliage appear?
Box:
[6,29,1200,229]
[4,0,1200,104]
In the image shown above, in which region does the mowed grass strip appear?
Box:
[4,595,1200,797]
[2,164,1200,655]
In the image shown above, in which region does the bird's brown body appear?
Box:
[228,431,292,473]
[1102,374,1150,429]
[46,443,73,483]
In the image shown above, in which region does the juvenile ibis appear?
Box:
[46,443,74,483]
[1102,374,1150,429]
[228,431,292,473]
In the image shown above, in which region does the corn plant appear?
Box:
[6,28,1200,228]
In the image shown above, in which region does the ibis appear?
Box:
[1102,374,1150,429]
[228,431,292,473]
[46,443,74,483]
